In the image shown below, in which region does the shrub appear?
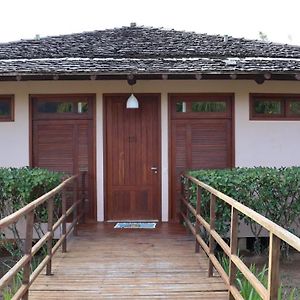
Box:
[0,167,64,299]
[0,167,64,259]
[0,167,64,221]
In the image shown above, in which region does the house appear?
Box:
[0,23,300,223]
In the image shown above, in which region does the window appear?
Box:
[171,94,232,119]
[31,95,93,120]
[191,101,227,113]
[37,101,89,114]
[0,95,14,122]
[250,94,300,120]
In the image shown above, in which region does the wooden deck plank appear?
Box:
[29,223,228,299]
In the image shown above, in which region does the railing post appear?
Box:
[81,171,86,224]
[62,188,67,253]
[208,194,216,277]
[180,175,187,224]
[73,177,78,236]
[229,207,238,299]
[22,210,34,300]
[195,186,201,253]
[46,197,54,275]
[268,233,280,300]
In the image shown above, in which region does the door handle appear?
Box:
[151,167,158,174]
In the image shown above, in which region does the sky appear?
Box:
[0,0,300,45]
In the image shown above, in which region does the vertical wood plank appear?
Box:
[46,197,54,275]
[73,178,78,236]
[195,186,201,253]
[81,171,86,223]
[62,189,67,253]
[229,207,238,299]
[22,210,34,300]
[208,194,216,277]
[268,233,280,300]
[179,175,185,224]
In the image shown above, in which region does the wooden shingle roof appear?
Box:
[1,25,300,80]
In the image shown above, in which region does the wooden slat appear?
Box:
[29,223,228,299]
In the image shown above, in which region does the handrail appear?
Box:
[181,173,300,300]
[0,171,87,300]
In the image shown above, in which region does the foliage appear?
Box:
[219,254,297,299]
[188,167,300,255]
[0,167,64,299]
[0,167,63,250]
[1,269,23,300]
[236,264,268,299]
[254,100,281,115]
[0,167,64,221]
[1,256,43,300]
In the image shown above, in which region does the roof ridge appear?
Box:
[0,25,300,62]
[0,24,298,49]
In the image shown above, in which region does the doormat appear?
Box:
[114,222,157,229]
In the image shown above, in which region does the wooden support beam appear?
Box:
[62,189,67,253]
[208,194,216,277]
[229,207,238,300]
[195,186,201,253]
[46,197,54,275]
[73,179,78,236]
[268,233,280,299]
[22,210,34,300]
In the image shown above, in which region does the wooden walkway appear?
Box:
[29,223,228,299]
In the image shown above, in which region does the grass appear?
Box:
[218,254,297,300]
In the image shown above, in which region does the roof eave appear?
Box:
[0,71,300,82]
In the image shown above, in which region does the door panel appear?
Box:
[32,95,96,220]
[170,94,233,220]
[105,94,161,220]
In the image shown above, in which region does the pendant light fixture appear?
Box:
[126,93,139,109]
[126,74,139,109]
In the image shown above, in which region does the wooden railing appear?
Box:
[181,174,300,300]
[0,171,87,300]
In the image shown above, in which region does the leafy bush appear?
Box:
[0,167,64,221]
[0,167,64,299]
[0,167,63,258]
[188,167,300,254]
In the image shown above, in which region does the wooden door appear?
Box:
[105,94,161,221]
[170,94,234,220]
[31,95,96,220]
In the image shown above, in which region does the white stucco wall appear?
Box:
[1,80,300,221]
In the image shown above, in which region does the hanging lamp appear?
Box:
[126,74,139,109]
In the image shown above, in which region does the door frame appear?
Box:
[168,93,235,222]
[103,93,162,221]
[29,94,97,221]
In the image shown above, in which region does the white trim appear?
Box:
[96,93,104,221]
[161,93,169,222]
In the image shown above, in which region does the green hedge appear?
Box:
[188,167,300,241]
[0,167,64,220]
